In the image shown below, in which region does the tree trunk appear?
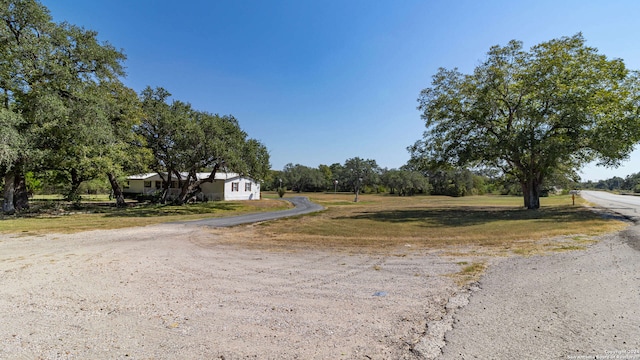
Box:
[177,182,202,204]
[158,171,171,204]
[177,177,206,204]
[107,172,126,207]
[13,169,29,211]
[521,178,541,209]
[177,166,219,205]
[66,168,82,203]
[2,172,16,214]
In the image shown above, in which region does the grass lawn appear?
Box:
[0,198,292,234]
[244,192,627,255]
[1,192,626,258]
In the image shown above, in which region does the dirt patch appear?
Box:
[0,223,468,359]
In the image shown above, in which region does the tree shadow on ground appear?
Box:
[100,203,241,218]
[341,206,598,227]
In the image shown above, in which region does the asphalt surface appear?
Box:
[439,191,640,359]
[179,196,324,227]
[581,190,640,222]
[581,190,640,253]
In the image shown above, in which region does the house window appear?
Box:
[245,182,252,191]
[155,181,162,189]
[144,181,152,188]
[171,181,178,188]
[231,182,239,192]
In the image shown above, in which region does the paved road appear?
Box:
[179,196,324,227]
[439,191,640,359]
[581,190,640,222]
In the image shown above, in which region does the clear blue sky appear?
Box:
[43,0,640,181]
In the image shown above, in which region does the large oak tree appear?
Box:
[1,0,126,212]
[138,87,270,205]
[411,34,640,209]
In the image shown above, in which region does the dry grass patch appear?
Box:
[0,199,290,235]
[250,193,626,254]
[448,261,488,286]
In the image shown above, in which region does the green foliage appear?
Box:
[138,87,270,204]
[0,109,25,173]
[342,157,380,196]
[282,163,327,192]
[24,172,42,195]
[380,169,430,196]
[411,34,640,209]
[0,0,128,212]
[318,164,333,190]
[78,178,111,195]
[581,171,640,193]
[262,170,282,191]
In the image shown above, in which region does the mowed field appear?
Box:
[0,196,292,234]
[1,193,625,255]
[241,192,626,254]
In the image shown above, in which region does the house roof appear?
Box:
[127,172,243,181]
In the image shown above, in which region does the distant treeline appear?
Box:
[581,173,640,193]
[263,158,578,197]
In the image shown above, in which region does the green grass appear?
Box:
[29,194,116,202]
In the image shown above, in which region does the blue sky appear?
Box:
[43,0,640,181]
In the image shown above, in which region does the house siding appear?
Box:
[124,173,260,201]
[224,177,260,201]
[200,181,225,201]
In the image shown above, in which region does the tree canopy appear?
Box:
[1,1,269,212]
[281,163,326,192]
[1,0,127,212]
[342,157,380,202]
[137,87,270,204]
[380,169,430,196]
[410,34,640,209]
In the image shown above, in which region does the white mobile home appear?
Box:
[124,172,260,201]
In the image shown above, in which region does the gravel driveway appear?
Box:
[439,191,640,359]
[0,219,465,359]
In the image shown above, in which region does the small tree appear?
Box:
[343,157,380,202]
